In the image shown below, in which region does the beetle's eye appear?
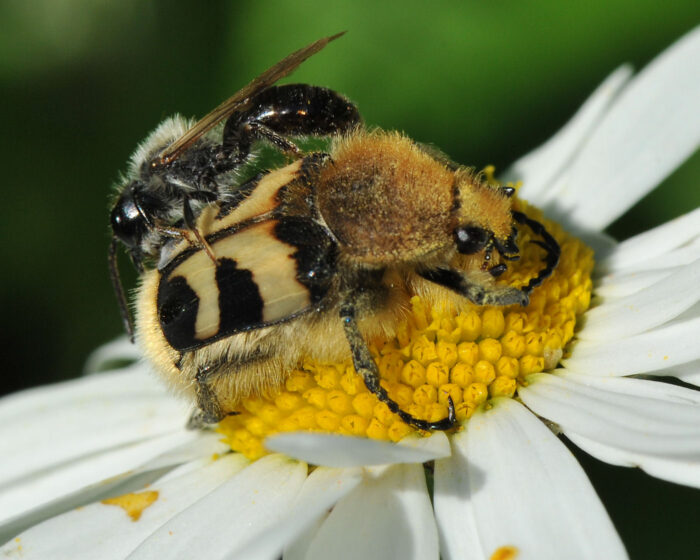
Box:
[454,226,490,255]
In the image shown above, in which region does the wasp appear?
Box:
[135,128,561,431]
[109,33,360,338]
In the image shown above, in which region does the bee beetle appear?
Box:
[109,33,360,338]
[135,129,561,431]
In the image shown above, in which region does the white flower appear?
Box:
[1,26,699,560]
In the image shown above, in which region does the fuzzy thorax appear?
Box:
[317,130,456,264]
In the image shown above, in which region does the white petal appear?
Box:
[239,466,363,560]
[577,230,618,261]
[283,514,326,560]
[0,434,225,541]
[654,297,699,326]
[82,337,141,374]
[526,368,700,407]
[433,446,483,559]
[567,432,700,488]
[580,259,700,341]
[0,430,197,533]
[595,236,700,279]
[127,454,307,560]
[662,358,700,385]
[539,26,700,230]
[265,431,450,467]
[0,365,168,426]
[598,207,700,274]
[445,399,626,559]
[607,239,700,274]
[563,315,700,376]
[141,432,230,475]
[612,356,700,386]
[301,464,439,560]
[520,372,700,484]
[505,65,633,203]
[0,453,249,559]
[594,267,677,299]
[0,366,185,488]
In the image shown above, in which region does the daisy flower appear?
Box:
[1,26,699,560]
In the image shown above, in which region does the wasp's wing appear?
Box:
[160,32,346,164]
[157,217,336,351]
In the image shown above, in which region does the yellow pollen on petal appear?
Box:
[217,201,594,459]
[491,545,519,560]
[101,490,159,521]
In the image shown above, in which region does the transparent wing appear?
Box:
[159,32,346,164]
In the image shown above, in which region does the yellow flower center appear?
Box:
[218,197,594,460]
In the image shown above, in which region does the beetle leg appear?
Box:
[186,364,226,429]
[339,300,456,432]
[419,267,530,307]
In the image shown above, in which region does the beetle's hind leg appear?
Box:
[186,363,237,429]
[339,300,456,432]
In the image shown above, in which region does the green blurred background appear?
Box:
[1,0,698,556]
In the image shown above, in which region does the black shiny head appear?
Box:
[110,188,144,250]
[110,182,165,250]
[109,181,169,340]
[454,225,491,255]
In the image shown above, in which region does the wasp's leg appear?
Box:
[223,84,361,160]
[419,267,530,307]
[240,121,302,156]
[339,301,456,431]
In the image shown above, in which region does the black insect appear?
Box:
[109,33,361,338]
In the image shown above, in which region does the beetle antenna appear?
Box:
[512,211,561,293]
